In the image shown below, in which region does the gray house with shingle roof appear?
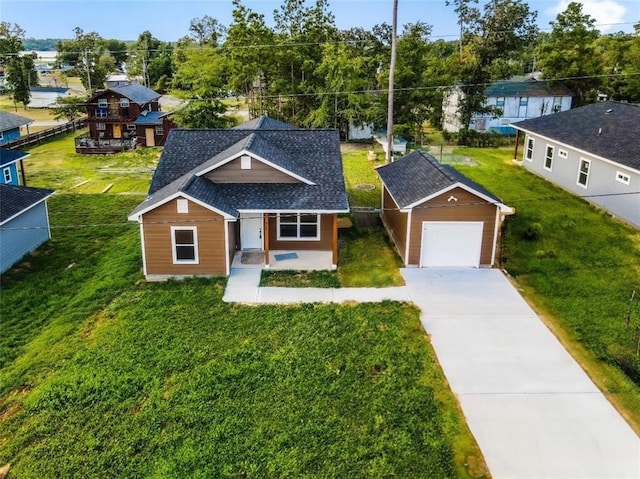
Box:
[443,77,573,134]
[377,150,512,268]
[0,183,54,274]
[512,101,640,228]
[128,117,349,280]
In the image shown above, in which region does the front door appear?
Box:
[240,213,263,250]
[113,124,122,138]
[145,128,155,146]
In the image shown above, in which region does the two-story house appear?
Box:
[75,83,175,154]
[443,77,574,134]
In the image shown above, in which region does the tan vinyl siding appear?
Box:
[381,187,408,260]
[141,198,227,276]
[205,157,301,183]
[407,187,497,266]
[268,214,334,251]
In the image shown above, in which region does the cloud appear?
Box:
[547,0,628,32]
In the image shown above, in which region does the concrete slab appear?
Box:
[258,287,334,304]
[332,286,412,303]
[222,268,260,303]
[401,268,640,479]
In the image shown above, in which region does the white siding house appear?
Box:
[443,77,573,134]
[512,101,640,228]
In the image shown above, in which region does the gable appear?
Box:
[204,154,301,184]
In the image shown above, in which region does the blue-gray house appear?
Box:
[0,111,32,145]
[0,183,54,274]
[1,148,29,186]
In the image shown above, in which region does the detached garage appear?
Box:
[376,150,513,268]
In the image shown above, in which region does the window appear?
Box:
[558,149,568,159]
[495,97,505,109]
[176,199,189,213]
[97,98,108,108]
[616,171,631,185]
[119,98,130,107]
[155,125,164,135]
[171,226,198,263]
[3,167,11,183]
[127,124,136,131]
[544,145,554,171]
[577,159,591,187]
[96,123,106,130]
[277,213,320,240]
[241,155,251,170]
[95,108,108,118]
[552,96,562,112]
[519,97,528,107]
[525,138,534,161]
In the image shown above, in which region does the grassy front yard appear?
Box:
[453,147,640,432]
[0,194,483,478]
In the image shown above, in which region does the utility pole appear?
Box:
[386,0,399,163]
[84,50,92,97]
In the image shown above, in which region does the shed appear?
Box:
[0,111,32,145]
[29,86,72,108]
[0,183,55,273]
[376,150,513,267]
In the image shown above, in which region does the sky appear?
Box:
[2,0,638,44]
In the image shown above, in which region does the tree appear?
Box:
[1,22,37,108]
[128,31,174,90]
[189,15,227,46]
[536,2,603,106]
[172,100,234,128]
[51,95,85,122]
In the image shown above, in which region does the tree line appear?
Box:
[1,0,639,142]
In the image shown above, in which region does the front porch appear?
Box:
[231,250,334,271]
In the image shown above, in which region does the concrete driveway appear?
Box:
[402,268,640,479]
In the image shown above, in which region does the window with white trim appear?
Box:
[97,98,108,108]
[277,213,320,240]
[616,171,630,185]
[177,199,189,213]
[525,138,534,161]
[552,96,562,112]
[495,97,505,109]
[120,98,130,107]
[241,155,251,170]
[96,123,106,130]
[155,125,164,135]
[577,159,590,188]
[171,226,198,263]
[127,124,136,131]
[544,145,554,171]
[3,167,11,183]
[558,149,568,159]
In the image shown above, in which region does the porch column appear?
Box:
[264,213,270,267]
[332,214,338,267]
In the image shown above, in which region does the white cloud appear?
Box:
[547,0,628,33]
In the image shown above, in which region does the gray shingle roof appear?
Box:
[377,150,501,208]
[0,148,29,167]
[132,119,349,218]
[485,79,573,98]
[0,111,33,133]
[108,84,160,105]
[0,184,54,224]
[233,115,298,130]
[512,101,640,171]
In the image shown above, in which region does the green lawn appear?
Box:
[0,194,483,478]
[453,146,640,432]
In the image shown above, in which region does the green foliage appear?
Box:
[1,22,38,106]
[51,95,86,122]
[172,100,236,129]
[260,269,340,288]
[127,31,174,91]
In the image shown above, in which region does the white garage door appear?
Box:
[420,221,483,267]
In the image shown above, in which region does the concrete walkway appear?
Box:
[222,267,411,304]
[402,268,640,479]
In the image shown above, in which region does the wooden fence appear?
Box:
[4,118,86,150]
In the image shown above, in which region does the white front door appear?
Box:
[420,221,483,267]
[240,212,263,250]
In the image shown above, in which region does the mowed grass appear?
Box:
[454,147,640,431]
[23,130,160,194]
[0,194,483,478]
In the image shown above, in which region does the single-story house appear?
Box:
[0,111,32,145]
[443,76,574,134]
[0,183,55,274]
[128,116,350,280]
[377,150,513,267]
[512,101,640,228]
[1,148,29,186]
[29,86,72,108]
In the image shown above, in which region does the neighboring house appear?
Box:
[0,183,54,274]
[75,83,175,154]
[377,150,513,267]
[348,122,374,141]
[512,101,640,228]
[104,74,132,89]
[0,111,33,145]
[1,148,29,186]
[443,77,574,134]
[29,86,72,108]
[128,116,350,280]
